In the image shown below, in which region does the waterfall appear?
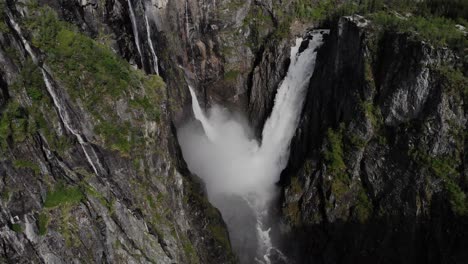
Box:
[127,0,143,64]
[7,12,104,176]
[6,11,38,64]
[188,86,217,140]
[178,31,326,263]
[144,14,160,75]
[41,70,103,176]
[258,33,325,172]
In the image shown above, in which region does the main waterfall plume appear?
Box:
[178,31,326,263]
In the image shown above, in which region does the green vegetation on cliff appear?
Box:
[37,212,50,236]
[434,66,468,103]
[354,186,373,223]
[324,126,355,202]
[324,127,346,176]
[370,12,466,53]
[410,149,467,216]
[21,7,165,157]
[295,0,335,21]
[0,102,30,149]
[0,2,9,33]
[283,176,303,225]
[290,0,467,54]
[1,57,75,154]
[11,223,22,233]
[13,159,41,175]
[44,184,84,208]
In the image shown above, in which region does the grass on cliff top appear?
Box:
[370,12,466,53]
[292,0,467,53]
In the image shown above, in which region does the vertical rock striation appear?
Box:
[0,1,237,263]
[281,15,467,264]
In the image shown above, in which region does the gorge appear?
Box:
[179,32,324,263]
[0,0,467,264]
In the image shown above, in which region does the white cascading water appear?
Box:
[41,71,103,175]
[127,0,143,63]
[144,14,160,75]
[178,31,326,263]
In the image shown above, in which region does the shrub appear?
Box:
[0,2,9,33]
[324,128,346,175]
[295,0,335,21]
[13,159,40,175]
[38,213,49,236]
[223,70,240,81]
[360,100,383,129]
[11,223,22,232]
[0,102,29,148]
[433,66,467,100]
[95,121,131,155]
[354,187,373,223]
[429,157,467,215]
[208,224,231,252]
[410,150,467,215]
[422,0,468,21]
[44,185,84,208]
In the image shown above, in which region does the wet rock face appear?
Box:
[281,16,468,264]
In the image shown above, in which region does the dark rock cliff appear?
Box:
[281,15,468,264]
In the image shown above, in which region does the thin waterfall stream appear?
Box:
[6,11,105,177]
[127,0,143,65]
[178,31,326,263]
[144,14,160,75]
